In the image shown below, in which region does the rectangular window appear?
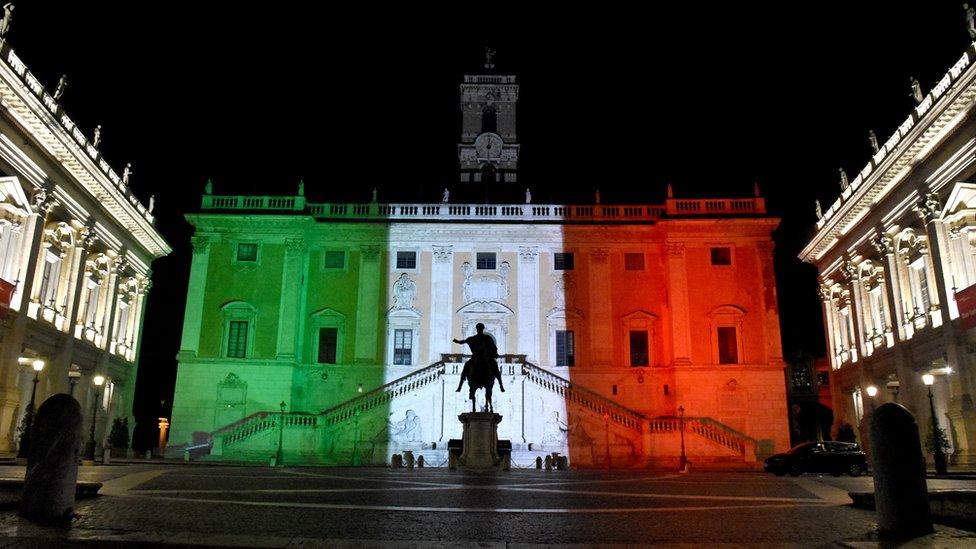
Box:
[555,330,575,366]
[629,330,649,366]
[476,252,496,270]
[393,329,412,365]
[717,326,738,364]
[916,265,931,312]
[39,259,54,306]
[323,251,345,269]
[554,252,574,271]
[318,327,338,364]
[396,251,416,270]
[115,302,130,341]
[710,247,732,266]
[624,253,645,271]
[237,243,258,262]
[227,320,248,358]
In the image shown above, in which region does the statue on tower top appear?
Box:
[0,4,14,40]
[484,48,495,70]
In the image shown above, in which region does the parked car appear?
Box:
[763,441,867,477]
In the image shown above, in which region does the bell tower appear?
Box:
[458,49,519,184]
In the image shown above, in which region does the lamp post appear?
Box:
[678,405,687,472]
[84,375,105,462]
[68,370,81,397]
[866,385,878,411]
[922,373,948,475]
[17,359,45,458]
[603,411,611,471]
[275,400,286,467]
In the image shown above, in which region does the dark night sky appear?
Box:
[6,4,973,429]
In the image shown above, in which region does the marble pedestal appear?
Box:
[458,412,502,470]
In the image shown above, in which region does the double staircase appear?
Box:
[204,355,758,468]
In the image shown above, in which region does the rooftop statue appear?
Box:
[453,323,504,413]
[92,125,101,148]
[442,188,450,203]
[966,4,976,40]
[910,77,924,104]
[0,4,13,39]
[815,199,823,219]
[525,187,532,204]
[204,179,213,194]
[484,48,495,70]
[595,189,601,204]
[122,163,132,186]
[53,74,67,101]
[869,130,879,153]
[839,168,849,190]
[371,188,377,203]
[297,180,304,197]
[148,195,155,213]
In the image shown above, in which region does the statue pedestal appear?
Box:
[458,412,502,470]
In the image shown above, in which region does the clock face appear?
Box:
[474,132,503,160]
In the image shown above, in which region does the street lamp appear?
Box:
[68,370,81,397]
[275,400,286,467]
[866,385,878,412]
[678,405,687,472]
[84,374,105,461]
[922,373,948,475]
[603,411,611,471]
[17,359,45,458]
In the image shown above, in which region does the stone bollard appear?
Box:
[557,456,569,470]
[544,455,553,471]
[20,394,84,522]
[501,454,511,471]
[449,453,458,470]
[535,456,542,469]
[870,402,933,539]
[404,450,415,469]
[417,455,425,468]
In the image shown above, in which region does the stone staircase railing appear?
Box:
[319,361,446,427]
[520,361,646,431]
[212,411,318,451]
[648,416,756,456]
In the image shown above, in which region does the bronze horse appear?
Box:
[453,323,505,413]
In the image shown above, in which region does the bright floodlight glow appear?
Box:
[31,360,44,372]
[93,375,105,386]
[922,373,935,386]
[946,366,953,374]
[866,385,878,397]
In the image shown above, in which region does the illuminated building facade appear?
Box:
[169,66,788,468]
[800,41,976,464]
[0,41,170,453]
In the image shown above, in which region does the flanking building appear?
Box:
[0,40,170,454]
[169,64,789,468]
[800,41,976,464]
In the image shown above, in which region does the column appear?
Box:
[874,232,905,342]
[818,283,837,369]
[178,236,210,357]
[0,191,52,452]
[428,245,453,364]
[275,238,306,360]
[517,246,539,363]
[355,245,381,364]
[121,279,151,424]
[665,242,691,365]
[101,257,124,352]
[50,224,94,394]
[587,248,612,366]
[841,260,865,362]
[757,241,783,365]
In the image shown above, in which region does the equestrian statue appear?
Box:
[453,323,505,413]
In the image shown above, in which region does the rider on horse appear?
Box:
[453,323,505,412]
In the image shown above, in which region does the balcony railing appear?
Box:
[200,195,766,222]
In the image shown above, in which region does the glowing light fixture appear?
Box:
[866,385,878,397]
[922,373,935,386]
[93,374,105,386]
[31,360,44,372]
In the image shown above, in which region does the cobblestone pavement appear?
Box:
[0,465,971,546]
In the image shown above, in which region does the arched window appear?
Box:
[482,107,497,134]
[481,164,496,185]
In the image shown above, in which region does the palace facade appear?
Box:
[169,65,788,468]
[0,40,170,453]
[800,40,976,464]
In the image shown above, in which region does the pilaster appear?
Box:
[178,236,211,357]
[50,223,95,394]
[275,238,307,360]
[587,247,612,366]
[355,245,381,364]
[517,246,539,363]
[665,242,691,365]
[428,245,453,364]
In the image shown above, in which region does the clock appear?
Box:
[474,132,503,160]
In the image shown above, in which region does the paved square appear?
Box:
[0,464,972,546]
